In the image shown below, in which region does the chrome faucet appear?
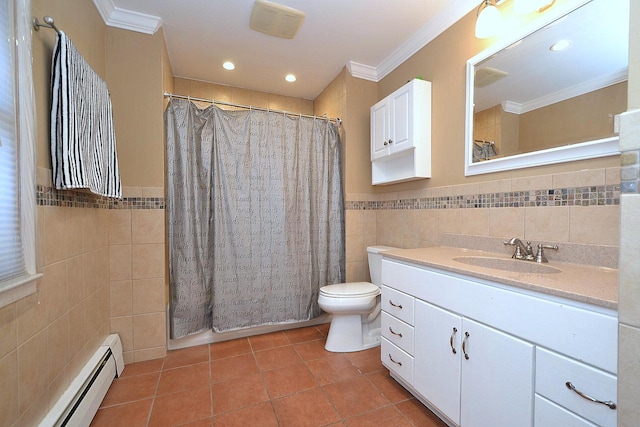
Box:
[504,237,559,263]
[503,238,534,261]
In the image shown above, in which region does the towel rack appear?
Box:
[33,16,61,35]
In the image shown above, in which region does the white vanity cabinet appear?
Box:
[414,300,534,427]
[380,286,415,385]
[370,78,431,185]
[380,258,618,427]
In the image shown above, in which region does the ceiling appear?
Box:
[92,0,478,100]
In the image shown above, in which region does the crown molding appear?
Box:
[503,69,628,115]
[92,0,162,35]
[348,1,477,82]
[347,62,379,82]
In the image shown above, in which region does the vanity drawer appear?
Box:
[381,337,413,385]
[381,312,414,355]
[535,347,617,427]
[535,395,599,427]
[382,286,414,325]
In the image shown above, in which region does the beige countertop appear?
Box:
[382,246,618,310]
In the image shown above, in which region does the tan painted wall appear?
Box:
[518,82,627,153]
[475,82,626,157]
[173,77,314,115]
[370,2,620,192]
[106,28,166,188]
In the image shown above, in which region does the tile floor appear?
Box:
[90,324,448,427]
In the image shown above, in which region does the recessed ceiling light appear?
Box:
[223,61,235,70]
[285,74,296,82]
[549,39,572,51]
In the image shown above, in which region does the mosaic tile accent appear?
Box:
[345,185,620,210]
[37,185,165,209]
[620,150,640,194]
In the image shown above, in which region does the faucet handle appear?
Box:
[535,243,559,263]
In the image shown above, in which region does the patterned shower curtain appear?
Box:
[165,99,345,338]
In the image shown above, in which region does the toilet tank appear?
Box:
[367,246,398,287]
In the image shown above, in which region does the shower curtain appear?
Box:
[165,99,345,338]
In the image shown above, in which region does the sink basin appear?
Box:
[453,256,561,274]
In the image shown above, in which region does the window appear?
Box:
[0,0,40,308]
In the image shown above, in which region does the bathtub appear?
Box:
[166,305,330,350]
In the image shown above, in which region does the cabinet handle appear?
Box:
[388,326,403,337]
[388,300,403,309]
[565,382,617,410]
[383,140,388,146]
[449,327,458,354]
[462,331,470,360]
[388,139,393,144]
[388,353,402,366]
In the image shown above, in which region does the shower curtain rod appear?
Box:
[164,92,341,124]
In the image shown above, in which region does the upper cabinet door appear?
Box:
[388,84,411,154]
[371,100,389,160]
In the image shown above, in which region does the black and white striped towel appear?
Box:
[51,31,122,199]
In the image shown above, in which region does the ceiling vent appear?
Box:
[475,67,509,88]
[250,0,305,39]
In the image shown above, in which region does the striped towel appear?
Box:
[51,31,122,199]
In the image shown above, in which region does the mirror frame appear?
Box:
[464,0,622,176]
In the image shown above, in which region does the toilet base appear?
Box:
[324,313,381,353]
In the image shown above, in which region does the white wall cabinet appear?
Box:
[370,79,431,185]
[381,258,618,427]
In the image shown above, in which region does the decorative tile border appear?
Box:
[346,185,620,210]
[620,150,639,193]
[37,185,165,209]
[36,183,620,211]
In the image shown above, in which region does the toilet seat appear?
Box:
[320,282,380,298]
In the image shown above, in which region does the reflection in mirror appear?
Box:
[465,0,629,175]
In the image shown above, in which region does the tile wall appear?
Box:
[39,175,168,364]
[0,169,111,426]
[618,107,640,425]
[107,187,167,364]
[0,169,167,427]
[345,166,621,282]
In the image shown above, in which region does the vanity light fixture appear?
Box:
[513,0,556,15]
[475,0,502,39]
[285,74,296,82]
[223,61,235,70]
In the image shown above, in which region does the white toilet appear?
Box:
[319,246,397,352]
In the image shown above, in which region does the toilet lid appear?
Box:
[320,282,380,298]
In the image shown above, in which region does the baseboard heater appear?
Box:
[40,334,124,427]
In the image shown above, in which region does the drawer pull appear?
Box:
[462,331,470,360]
[388,300,403,309]
[388,353,402,366]
[565,382,617,410]
[389,327,403,338]
[449,327,458,354]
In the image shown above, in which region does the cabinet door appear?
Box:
[414,300,463,425]
[371,100,389,160]
[460,318,535,427]
[388,84,412,154]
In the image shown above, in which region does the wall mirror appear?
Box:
[464,0,629,176]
